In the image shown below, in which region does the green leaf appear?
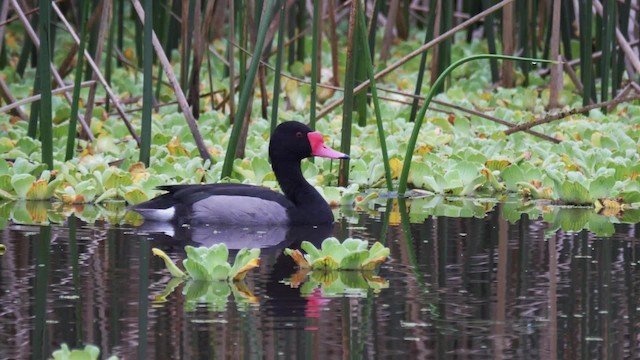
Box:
[339,251,369,269]
[589,176,616,199]
[501,164,526,191]
[209,264,231,281]
[152,248,186,278]
[558,181,592,205]
[252,157,272,184]
[229,248,260,278]
[11,173,36,198]
[342,238,367,252]
[183,259,211,281]
[203,243,229,266]
[300,241,322,261]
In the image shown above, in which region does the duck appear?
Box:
[128,121,349,226]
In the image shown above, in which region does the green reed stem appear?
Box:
[38,0,52,169]
[613,0,631,92]
[338,0,359,186]
[356,2,392,191]
[481,0,499,82]
[517,0,530,85]
[139,0,153,166]
[105,0,116,112]
[309,0,320,131]
[270,0,286,134]
[155,0,171,100]
[397,54,557,195]
[579,0,595,106]
[409,0,437,123]
[65,0,91,161]
[221,0,276,179]
[600,0,615,108]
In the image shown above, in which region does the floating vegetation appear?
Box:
[152,244,260,281]
[285,237,389,271]
[152,244,260,312]
[283,237,389,297]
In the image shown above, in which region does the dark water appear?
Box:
[1,200,639,359]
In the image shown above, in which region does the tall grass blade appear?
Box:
[517,0,530,84]
[52,2,137,145]
[65,0,92,161]
[187,0,206,117]
[296,0,305,62]
[16,6,36,77]
[367,0,381,58]
[82,0,112,138]
[354,32,368,126]
[28,66,39,138]
[309,0,321,131]
[270,0,286,134]
[227,0,236,124]
[599,0,615,107]
[338,0,359,186]
[579,0,595,106]
[287,0,297,66]
[356,2,392,191]
[237,0,247,93]
[105,0,117,112]
[481,0,499,82]
[560,0,574,60]
[38,0,52,169]
[409,0,437,123]
[130,0,209,160]
[398,54,556,195]
[140,0,153,166]
[221,0,276,179]
[612,0,631,92]
[155,0,172,101]
[434,0,453,93]
[117,0,124,67]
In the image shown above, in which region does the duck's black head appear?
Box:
[269,121,349,162]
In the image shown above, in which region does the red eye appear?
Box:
[295,131,303,138]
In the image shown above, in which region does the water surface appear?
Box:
[0,200,639,359]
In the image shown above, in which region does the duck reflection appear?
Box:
[135,221,334,254]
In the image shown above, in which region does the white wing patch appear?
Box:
[192,195,289,225]
[135,206,176,222]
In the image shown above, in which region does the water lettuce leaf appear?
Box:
[286,237,389,270]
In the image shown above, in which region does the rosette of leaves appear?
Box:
[152,245,260,312]
[51,343,118,360]
[0,158,61,201]
[152,244,260,281]
[285,237,389,271]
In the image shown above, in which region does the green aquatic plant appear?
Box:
[152,244,261,311]
[51,343,118,360]
[152,244,261,281]
[0,160,62,201]
[285,237,389,271]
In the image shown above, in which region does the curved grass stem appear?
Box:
[397,54,558,195]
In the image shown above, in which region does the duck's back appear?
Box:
[129,183,294,225]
